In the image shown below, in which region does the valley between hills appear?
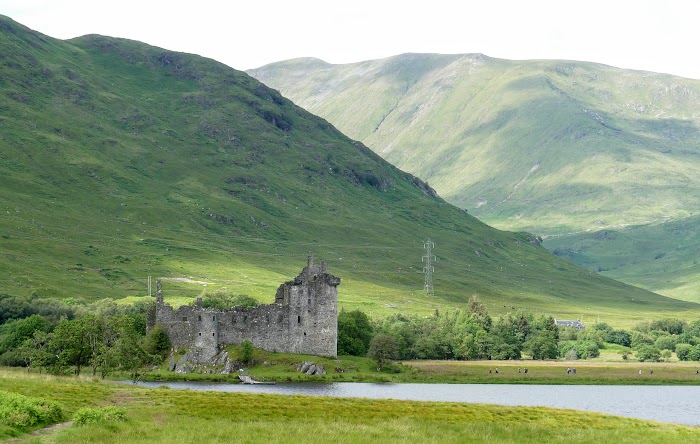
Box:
[0,15,697,324]
[249,54,700,303]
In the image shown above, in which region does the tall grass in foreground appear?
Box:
[0,368,697,443]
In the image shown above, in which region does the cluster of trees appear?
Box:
[3,292,700,377]
[338,297,700,365]
[339,297,562,363]
[0,293,76,325]
[0,295,169,379]
[625,318,700,362]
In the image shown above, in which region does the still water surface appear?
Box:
[136,381,700,426]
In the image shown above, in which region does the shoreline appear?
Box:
[135,359,700,385]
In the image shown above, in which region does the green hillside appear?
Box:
[249,54,700,301]
[547,216,700,300]
[0,16,696,326]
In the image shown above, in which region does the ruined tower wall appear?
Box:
[154,258,339,357]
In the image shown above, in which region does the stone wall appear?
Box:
[154,257,339,358]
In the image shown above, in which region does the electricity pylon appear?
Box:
[422,239,435,295]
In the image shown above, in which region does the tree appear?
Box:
[19,330,55,371]
[368,334,399,371]
[688,344,700,361]
[0,315,52,351]
[686,320,700,338]
[574,340,600,359]
[676,343,693,361]
[630,331,654,348]
[488,316,525,360]
[144,324,171,360]
[525,330,558,360]
[654,335,676,352]
[467,296,492,330]
[337,309,373,356]
[541,316,560,341]
[604,329,631,347]
[0,293,74,324]
[106,316,151,382]
[49,315,101,375]
[649,318,686,335]
[240,339,254,365]
[375,314,418,360]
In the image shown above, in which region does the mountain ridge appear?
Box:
[248,52,700,301]
[1,15,696,325]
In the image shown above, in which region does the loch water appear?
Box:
[134,381,700,426]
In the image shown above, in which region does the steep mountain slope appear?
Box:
[1,16,695,325]
[249,54,700,301]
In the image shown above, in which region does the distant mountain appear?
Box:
[249,53,700,301]
[1,15,695,324]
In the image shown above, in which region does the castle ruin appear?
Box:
[154,257,340,359]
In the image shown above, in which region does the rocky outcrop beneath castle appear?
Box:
[170,348,242,374]
[297,361,326,376]
[154,257,340,359]
[167,350,328,377]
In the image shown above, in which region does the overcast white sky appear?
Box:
[1,0,698,79]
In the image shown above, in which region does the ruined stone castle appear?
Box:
[154,257,340,358]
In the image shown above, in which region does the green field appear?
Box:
[140,346,700,386]
[1,15,695,325]
[0,368,698,443]
[249,54,700,302]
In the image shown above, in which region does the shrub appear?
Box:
[0,350,25,367]
[368,334,399,371]
[575,341,600,359]
[689,344,700,361]
[636,345,661,362]
[199,288,258,310]
[630,331,654,348]
[337,309,373,356]
[604,329,631,347]
[0,391,63,429]
[559,340,599,359]
[649,318,686,335]
[654,335,677,352]
[145,324,171,359]
[240,339,254,365]
[676,343,693,361]
[73,406,127,426]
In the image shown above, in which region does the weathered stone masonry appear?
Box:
[154,257,340,358]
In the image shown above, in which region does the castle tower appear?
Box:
[154,258,340,360]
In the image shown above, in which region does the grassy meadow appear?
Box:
[0,368,698,443]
